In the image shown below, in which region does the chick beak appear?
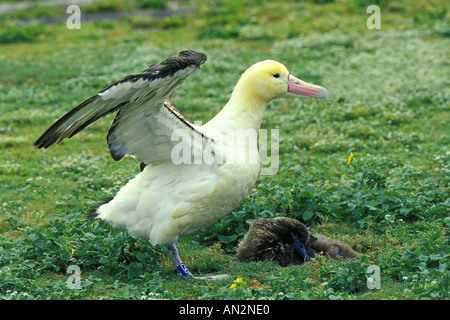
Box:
[291,232,310,262]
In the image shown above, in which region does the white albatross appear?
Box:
[35,50,328,279]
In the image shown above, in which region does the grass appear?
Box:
[0,0,449,300]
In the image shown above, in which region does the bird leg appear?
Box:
[164,239,230,280]
[165,239,193,278]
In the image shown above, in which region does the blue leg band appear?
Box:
[176,263,190,276]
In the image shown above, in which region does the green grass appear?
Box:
[0,0,449,300]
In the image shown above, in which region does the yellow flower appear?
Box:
[347,152,354,165]
[230,277,244,291]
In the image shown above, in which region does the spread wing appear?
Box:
[34,50,211,164]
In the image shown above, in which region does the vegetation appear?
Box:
[0,0,448,300]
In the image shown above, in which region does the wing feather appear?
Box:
[34,50,209,164]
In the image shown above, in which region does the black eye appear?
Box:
[273,74,280,78]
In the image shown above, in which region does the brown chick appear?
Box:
[235,217,359,266]
[308,233,359,260]
[235,217,314,266]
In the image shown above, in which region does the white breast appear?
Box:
[97,135,260,245]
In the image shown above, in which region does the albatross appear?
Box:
[34,50,328,280]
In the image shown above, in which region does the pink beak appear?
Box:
[288,74,328,100]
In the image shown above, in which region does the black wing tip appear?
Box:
[34,128,55,149]
[34,131,61,149]
[33,140,45,149]
[33,96,100,150]
[34,133,57,149]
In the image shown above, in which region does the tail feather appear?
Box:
[87,197,114,219]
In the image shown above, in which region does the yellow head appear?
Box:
[232,60,328,104]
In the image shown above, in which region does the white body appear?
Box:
[97,134,260,245]
[95,59,328,246]
[96,93,265,245]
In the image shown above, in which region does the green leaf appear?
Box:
[290,270,305,285]
[360,255,370,264]
[217,234,239,244]
[127,262,143,280]
[303,211,314,221]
